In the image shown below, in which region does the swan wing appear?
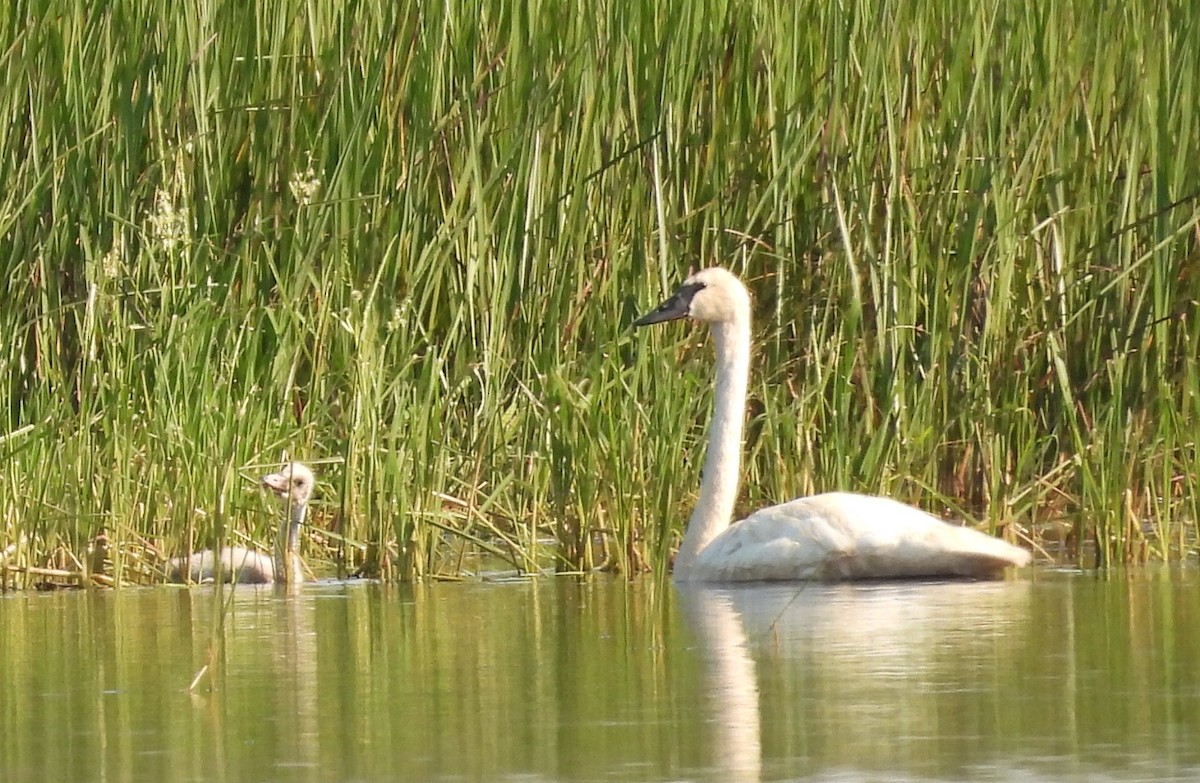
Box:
[690,492,1030,582]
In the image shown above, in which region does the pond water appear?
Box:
[2,570,1199,782]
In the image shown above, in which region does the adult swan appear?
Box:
[634,268,1031,582]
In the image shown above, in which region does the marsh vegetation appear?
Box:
[1,0,1198,586]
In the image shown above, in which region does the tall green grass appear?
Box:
[1,0,1198,586]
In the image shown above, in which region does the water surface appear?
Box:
[2,570,1199,781]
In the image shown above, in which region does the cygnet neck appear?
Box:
[275,499,307,584]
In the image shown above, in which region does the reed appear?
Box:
[1,0,1198,586]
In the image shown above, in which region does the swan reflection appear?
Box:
[677,579,1032,781]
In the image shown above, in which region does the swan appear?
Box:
[633,268,1031,581]
[167,462,314,584]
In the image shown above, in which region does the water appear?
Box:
[2,570,1200,782]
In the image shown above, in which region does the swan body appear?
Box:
[168,462,314,585]
[634,268,1031,582]
[691,492,1030,581]
[168,547,277,584]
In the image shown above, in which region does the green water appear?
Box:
[1,571,1199,782]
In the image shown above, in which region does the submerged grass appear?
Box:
[1,0,1199,586]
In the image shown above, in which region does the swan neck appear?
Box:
[275,500,306,584]
[675,316,751,579]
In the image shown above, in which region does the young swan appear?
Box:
[634,268,1031,582]
[168,462,314,585]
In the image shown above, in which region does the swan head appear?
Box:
[262,462,315,509]
[633,267,750,327]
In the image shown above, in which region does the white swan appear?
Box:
[634,268,1031,581]
[167,462,314,584]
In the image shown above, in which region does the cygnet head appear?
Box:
[262,462,315,508]
[632,267,750,327]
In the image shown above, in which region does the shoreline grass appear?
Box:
[1,0,1199,587]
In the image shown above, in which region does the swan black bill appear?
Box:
[633,281,705,327]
